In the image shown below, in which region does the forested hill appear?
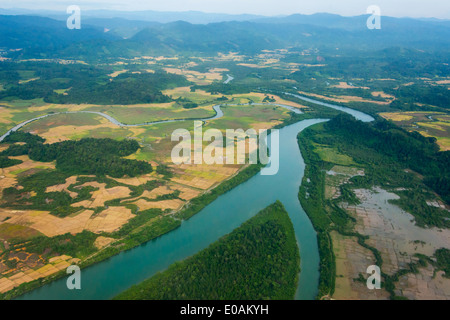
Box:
[1,13,449,59]
[0,66,190,105]
[0,15,117,56]
[114,201,300,300]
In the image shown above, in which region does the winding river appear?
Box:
[9,94,373,300]
[0,102,302,143]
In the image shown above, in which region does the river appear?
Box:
[12,95,373,300]
[0,102,301,143]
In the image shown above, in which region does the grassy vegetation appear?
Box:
[115,201,300,300]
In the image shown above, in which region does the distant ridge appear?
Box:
[0,8,267,24]
[0,11,448,59]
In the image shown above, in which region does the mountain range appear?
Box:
[0,10,449,60]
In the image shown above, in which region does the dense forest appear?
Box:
[0,156,22,168]
[115,201,300,300]
[1,132,152,178]
[325,114,450,204]
[0,62,190,105]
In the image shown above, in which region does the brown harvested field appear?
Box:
[26,103,81,112]
[108,69,128,78]
[141,186,173,199]
[0,206,134,237]
[123,186,173,204]
[237,92,309,110]
[237,63,267,69]
[163,86,223,103]
[130,198,184,211]
[0,155,55,195]
[0,175,18,195]
[163,68,224,85]
[29,122,121,144]
[216,52,244,61]
[169,183,201,201]
[84,207,134,233]
[45,176,78,198]
[94,236,116,249]
[297,91,391,105]
[332,82,370,90]
[0,107,14,124]
[209,68,229,73]
[170,163,240,190]
[0,209,93,237]
[111,174,157,186]
[371,91,395,100]
[0,254,75,294]
[331,231,390,300]
[72,185,131,208]
[74,181,105,189]
[249,121,282,131]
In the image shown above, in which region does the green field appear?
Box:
[312,144,356,166]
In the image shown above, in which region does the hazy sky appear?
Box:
[1,0,449,19]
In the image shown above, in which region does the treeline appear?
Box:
[0,132,44,168]
[115,201,300,300]
[389,84,450,110]
[326,114,450,204]
[0,62,190,105]
[45,72,182,105]
[435,248,450,278]
[0,156,22,168]
[297,128,336,298]
[1,132,152,178]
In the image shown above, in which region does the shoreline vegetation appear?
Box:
[0,162,265,300]
[297,114,450,300]
[114,201,300,300]
[0,105,309,300]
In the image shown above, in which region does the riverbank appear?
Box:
[5,92,375,300]
[297,115,450,300]
[13,117,325,300]
[2,108,306,299]
[115,201,300,300]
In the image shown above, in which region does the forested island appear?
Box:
[115,201,300,300]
